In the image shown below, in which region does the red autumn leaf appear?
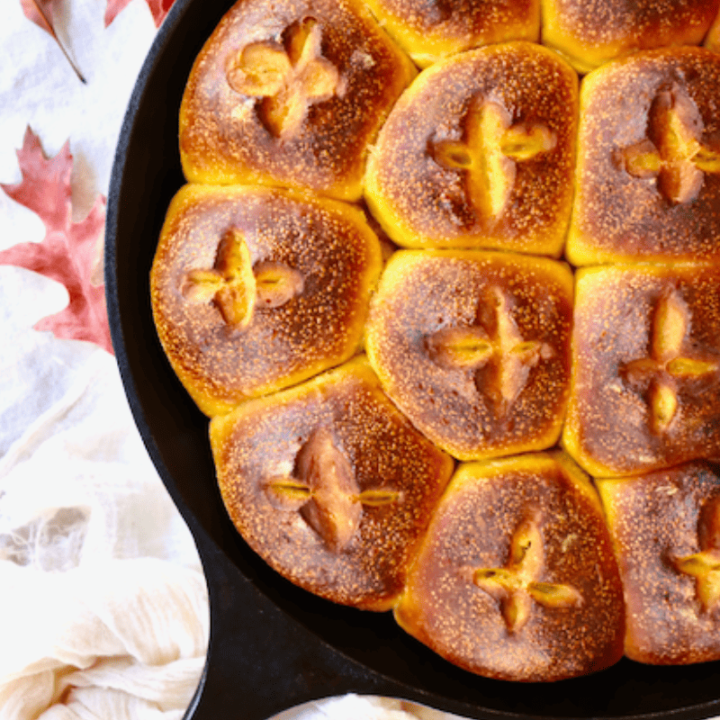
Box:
[0,128,113,355]
[104,0,176,28]
[19,0,86,82]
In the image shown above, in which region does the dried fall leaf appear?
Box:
[20,0,54,33]
[0,128,113,355]
[104,0,176,28]
[19,0,86,82]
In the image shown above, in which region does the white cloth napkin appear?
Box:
[0,1,461,718]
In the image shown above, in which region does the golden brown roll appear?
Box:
[563,264,720,478]
[365,42,578,256]
[362,0,539,67]
[567,48,720,266]
[597,461,720,664]
[541,0,720,73]
[395,452,625,681]
[210,357,454,610]
[366,250,573,461]
[150,184,382,416]
[179,0,415,201]
[150,0,720,679]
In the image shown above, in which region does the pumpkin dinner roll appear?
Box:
[179,0,415,201]
[567,48,720,266]
[361,0,539,68]
[150,185,382,416]
[366,251,573,461]
[365,42,578,256]
[597,461,720,665]
[563,264,720,479]
[210,357,454,610]
[541,0,720,74]
[395,453,625,682]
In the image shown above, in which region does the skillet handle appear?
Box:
[184,522,410,720]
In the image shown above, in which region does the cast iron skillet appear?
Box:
[105,1,720,718]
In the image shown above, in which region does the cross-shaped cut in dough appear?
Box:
[621,290,719,434]
[183,229,303,327]
[226,18,341,139]
[672,496,720,614]
[265,427,400,552]
[433,99,556,223]
[473,511,583,633]
[622,87,720,205]
[427,286,552,418]
[182,229,257,327]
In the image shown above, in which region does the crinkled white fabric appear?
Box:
[0,0,463,718]
[0,269,210,719]
[0,560,208,720]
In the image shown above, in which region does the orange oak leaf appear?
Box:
[0,128,113,355]
[104,0,176,28]
[19,0,86,82]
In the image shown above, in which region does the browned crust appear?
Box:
[542,0,720,68]
[179,0,415,200]
[210,358,455,610]
[565,264,720,477]
[366,251,574,461]
[152,2,720,675]
[363,0,539,63]
[369,0,537,41]
[365,42,578,254]
[150,185,382,415]
[395,453,625,681]
[569,48,720,263]
[598,462,720,664]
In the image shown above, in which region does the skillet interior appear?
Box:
[104,0,720,717]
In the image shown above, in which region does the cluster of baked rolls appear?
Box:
[151,0,720,682]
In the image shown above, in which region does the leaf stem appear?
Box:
[29,0,87,84]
